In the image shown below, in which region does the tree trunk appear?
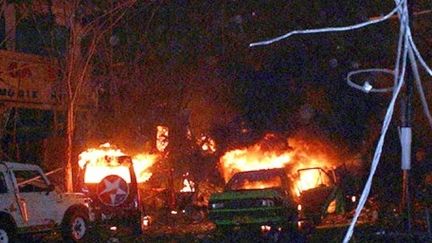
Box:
[65,100,75,192]
[64,18,82,193]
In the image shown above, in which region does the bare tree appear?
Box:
[52,0,136,192]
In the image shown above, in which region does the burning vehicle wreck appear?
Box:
[208,168,298,231]
[208,166,344,234]
[207,133,351,238]
[80,155,143,234]
[77,143,157,234]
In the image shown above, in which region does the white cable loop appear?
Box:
[344,0,408,241]
[248,0,432,241]
[343,28,409,242]
[347,69,395,93]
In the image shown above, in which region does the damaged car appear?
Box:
[0,161,93,242]
[208,166,345,237]
[79,155,144,234]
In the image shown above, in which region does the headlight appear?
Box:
[211,202,224,209]
[261,199,274,207]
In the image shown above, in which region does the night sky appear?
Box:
[1,1,431,190]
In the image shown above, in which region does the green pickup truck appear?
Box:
[208,167,344,234]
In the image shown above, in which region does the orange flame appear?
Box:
[132,153,159,183]
[232,177,282,190]
[79,143,158,184]
[180,178,195,192]
[297,169,322,191]
[219,133,338,195]
[219,134,293,182]
[198,135,216,153]
[287,137,337,195]
[156,126,169,152]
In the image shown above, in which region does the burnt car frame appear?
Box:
[208,167,345,234]
[80,156,143,234]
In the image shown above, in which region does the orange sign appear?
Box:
[0,50,94,110]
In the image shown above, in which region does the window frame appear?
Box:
[0,172,8,193]
[12,169,50,193]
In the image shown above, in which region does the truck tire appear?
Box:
[0,219,15,243]
[61,210,89,242]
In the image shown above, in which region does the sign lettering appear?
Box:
[0,50,94,110]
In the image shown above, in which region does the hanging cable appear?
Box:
[408,47,432,129]
[249,0,432,241]
[344,0,409,241]
[249,0,405,47]
[249,0,432,240]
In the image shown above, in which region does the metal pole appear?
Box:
[399,0,414,233]
[400,59,413,233]
[400,0,415,233]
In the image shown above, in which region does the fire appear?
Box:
[297,169,322,192]
[156,125,169,152]
[219,133,339,195]
[198,135,216,153]
[180,178,195,192]
[239,178,281,190]
[79,143,158,184]
[287,137,337,195]
[219,134,293,182]
[132,153,159,183]
[180,172,195,192]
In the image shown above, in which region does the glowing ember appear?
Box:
[79,143,158,184]
[180,178,195,192]
[199,135,216,153]
[219,133,339,196]
[156,125,169,152]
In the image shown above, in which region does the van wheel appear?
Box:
[62,210,89,242]
[0,221,15,243]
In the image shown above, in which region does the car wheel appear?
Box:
[62,210,89,242]
[0,228,9,243]
[0,221,15,243]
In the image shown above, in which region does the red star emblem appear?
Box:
[97,175,129,207]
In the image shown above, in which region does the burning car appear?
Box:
[78,144,157,234]
[296,167,344,224]
[208,166,343,235]
[208,133,350,236]
[208,168,297,231]
[80,155,143,233]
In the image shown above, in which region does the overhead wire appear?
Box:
[249,0,432,241]
[343,1,409,240]
[407,31,432,76]
[249,0,405,47]
[409,48,432,129]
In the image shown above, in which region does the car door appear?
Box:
[11,169,58,228]
[297,168,337,221]
[0,171,27,226]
